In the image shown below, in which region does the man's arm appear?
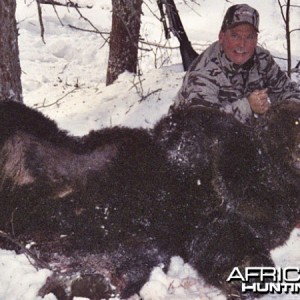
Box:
[263,54,300,104]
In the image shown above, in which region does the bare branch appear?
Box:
[36,0,46,43]
[50,1,64,26]
[37,0,92,8]
[73,6,109,44]
[290,28,300,34]
[67,24,110,36]
[34,87,78,109]
[277,0,286,22]
[0,230,51,270]
[138,88,162,102]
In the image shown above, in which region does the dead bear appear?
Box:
[154,101,300,297]
[0,100,299,300]
[0,100,205,298]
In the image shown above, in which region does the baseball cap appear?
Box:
[221,4,259,32]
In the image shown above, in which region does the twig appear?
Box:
[0,230,51,270]
[35,87,78,109]
[37,0,92,8]
[51,1,64,26]
[129,75,145,93]
[138,88,162,102]
[36,0,46,44]
[290,28,300,34]
[73,6,109,44]
[68,24,110,36]
[273,55,288,61]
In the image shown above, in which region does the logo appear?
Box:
[227,267,300,294]
[236,9,253,18]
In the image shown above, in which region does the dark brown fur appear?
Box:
[0,100,299,300]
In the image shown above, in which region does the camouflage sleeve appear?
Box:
[175,70,222,109]
[223,97,253,123]
[265,55,300,103]
[175,70,253,123]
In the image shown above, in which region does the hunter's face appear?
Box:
[219,24,258,65]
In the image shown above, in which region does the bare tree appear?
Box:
[106,0,143,86]
[277,0,300,77]
[0,0,23,102]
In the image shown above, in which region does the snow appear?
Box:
[0,0,299,299]
[0,249,53,300]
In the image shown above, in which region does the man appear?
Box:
[173,4,300,123]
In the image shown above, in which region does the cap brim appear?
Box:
[226,22,259,32]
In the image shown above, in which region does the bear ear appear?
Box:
[0,132,36,189]
[265,101,300,173]
[270,101,300,122]
[0,128,118,199]
[0,124,77,198]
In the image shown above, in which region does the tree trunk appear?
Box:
[285,0,291,78]
[106,0,143,86]
[0,0,23,102]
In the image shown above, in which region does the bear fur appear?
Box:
[0,100,299,300]
[154,101,300,297]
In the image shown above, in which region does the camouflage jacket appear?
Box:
[174,41,300,123]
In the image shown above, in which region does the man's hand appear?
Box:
[248,88,270,114]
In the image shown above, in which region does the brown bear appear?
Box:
[0,100,299,299]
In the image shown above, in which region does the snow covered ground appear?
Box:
[0,0,300,299]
